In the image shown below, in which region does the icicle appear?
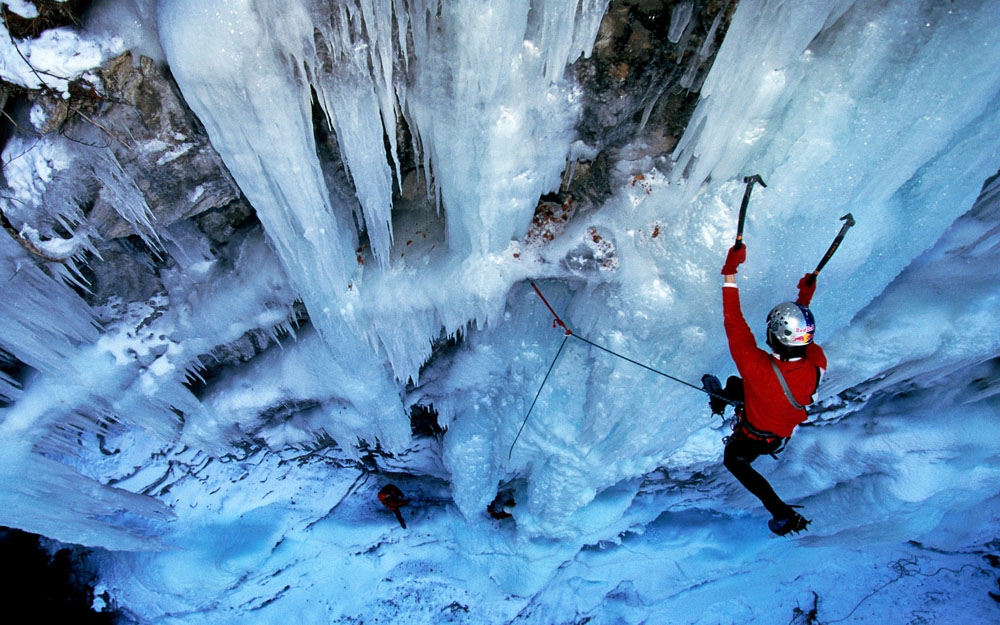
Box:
[267,326,283,349]
[638,84,667,132]
[0,369,21,403]
[0,243,99,375]
[531,0,575,83]
[529,0,613,83]
[184,365,206,386]
[280,319,297,341]
[357,0,404,185]
[698,9,725,61]
[678,49,702,90]
[0,449,173,550]
[571,0,614,60]
[668,1,693,44]
[401,0,594,260]
[89,149,161,248]
[51,260,91,292]
[308,0,397,267]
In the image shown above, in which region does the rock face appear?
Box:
[562,0,735,208]
[16,52,261,305]
[83,53,244,241]
[579,0,732,145]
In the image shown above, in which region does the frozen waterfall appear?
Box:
[1,0,999,622]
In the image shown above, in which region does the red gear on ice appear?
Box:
[378,484,410,529]
[723,285,826,438]
[378,484,409,510]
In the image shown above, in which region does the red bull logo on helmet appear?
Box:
[791,325,814,344]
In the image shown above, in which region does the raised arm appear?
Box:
[720,245,758,370]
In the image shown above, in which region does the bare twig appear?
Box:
[4,24,71,89]
[0,133,41,168]
[69,106,132,149]
[57,127,111,149]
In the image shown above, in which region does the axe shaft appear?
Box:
[735,175,766,248]
[808,213,855,284]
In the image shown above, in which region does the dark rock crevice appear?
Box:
[0,526,121,624]
[562,0,737,209]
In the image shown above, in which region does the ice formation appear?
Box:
[0,5,117,94]
[0,0,999,622]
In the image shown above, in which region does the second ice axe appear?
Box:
[806,213,856,286]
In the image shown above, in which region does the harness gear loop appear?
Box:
[729,410,789,458]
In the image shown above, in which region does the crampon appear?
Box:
[768,508,810,536]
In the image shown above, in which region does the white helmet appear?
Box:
[766,302,815,347]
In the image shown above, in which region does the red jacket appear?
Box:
[723,285,827,437]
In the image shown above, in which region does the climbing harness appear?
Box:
[725,411,789,457]
[508,282,742,459]
[723,359,823,457]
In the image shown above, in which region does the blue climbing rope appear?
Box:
[508,282,741,459]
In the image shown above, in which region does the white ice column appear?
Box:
[158,0,409,450]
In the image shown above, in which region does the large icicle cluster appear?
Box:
[156,0,608,389]
[0,0,611,548]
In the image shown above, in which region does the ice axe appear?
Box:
[806,213,856,286]
[734,174,767,249]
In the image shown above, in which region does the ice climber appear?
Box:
[707,243,827,536]
[378,484,409,529]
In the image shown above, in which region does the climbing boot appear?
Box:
[701,374,728,416]
[768,508,810,536]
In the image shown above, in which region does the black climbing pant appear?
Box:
[723,432,792,518]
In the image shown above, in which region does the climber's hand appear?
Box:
[721,244,747,275]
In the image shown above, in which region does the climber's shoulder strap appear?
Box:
[769,358,819,411]
[769,358,805,410]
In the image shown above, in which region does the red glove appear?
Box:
[720,244,746,275]
[796,273,817,306]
